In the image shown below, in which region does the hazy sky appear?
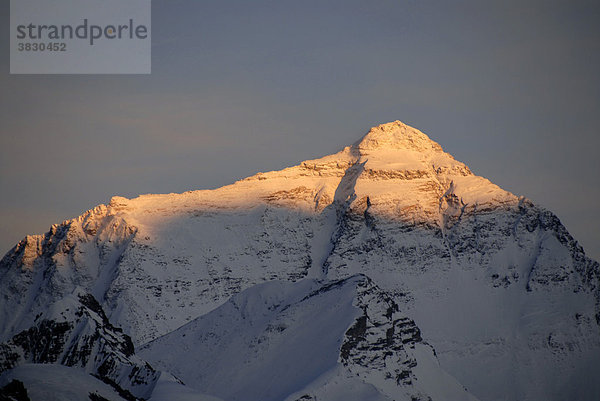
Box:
[1,1,599,260]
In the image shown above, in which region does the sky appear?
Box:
[1,0,599,260]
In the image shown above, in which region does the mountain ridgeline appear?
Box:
[1,121,598,401]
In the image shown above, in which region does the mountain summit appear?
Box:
[1,121,599,401]
[354,120,444,152]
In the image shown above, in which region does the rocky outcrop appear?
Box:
[140,275,476,401]
[0,291,158,400]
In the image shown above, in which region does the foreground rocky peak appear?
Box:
[140,275,477,401]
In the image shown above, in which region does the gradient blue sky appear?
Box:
[1,0,599,260]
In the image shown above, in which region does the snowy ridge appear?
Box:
[1,120,599,400]
[140,275,477,401]
[0,204,136,341]
[0,288,158,400]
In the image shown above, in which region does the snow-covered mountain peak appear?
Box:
[354,120,443,153]
[1,120,599,401]
[40,121,516,238]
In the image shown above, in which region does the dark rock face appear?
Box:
[0,292,158,400]
[0,345,21,374]
[340,277,425,389]
[12,320,72,364]
[292,395,315,401]
[88,393,111,401]
[0,380,30,401]
[340,315,367,360]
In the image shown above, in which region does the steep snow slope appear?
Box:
[148,375,226,401]
[140,275,477,401]
[1,121,598,400]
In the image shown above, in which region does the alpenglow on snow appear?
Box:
[1,121,598,401]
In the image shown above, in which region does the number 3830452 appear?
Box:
[17,42,66,51]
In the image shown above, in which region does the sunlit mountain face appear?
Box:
[1,121,599,401]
